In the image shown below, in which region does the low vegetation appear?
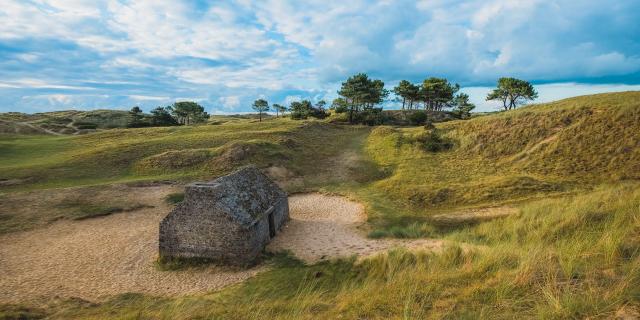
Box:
[0,184,159,234]
[164,192,185,205]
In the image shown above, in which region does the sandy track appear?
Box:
[268,193,444,263]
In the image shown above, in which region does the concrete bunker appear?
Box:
[159,166,289,266]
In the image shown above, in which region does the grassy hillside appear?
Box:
[0,120,379,192]
[1,92,639,318]
[0,109,132,135]
[359,91,640,237]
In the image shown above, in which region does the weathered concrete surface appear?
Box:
[159,166,289,266]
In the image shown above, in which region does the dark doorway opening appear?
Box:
[268,212,276,238]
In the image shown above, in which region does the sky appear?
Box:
[1,0,639,114]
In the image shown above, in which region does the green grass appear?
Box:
[0,304,45,320]
[0,184,158,234]
[0,119,376,193]
[164,192,185,204]
[0,109,133,132]
[354,91,640,237]
[55,199,151,220]
[1,92,639,318]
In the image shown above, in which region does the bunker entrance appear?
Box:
[268,212,276,238]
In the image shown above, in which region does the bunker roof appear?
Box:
[184,166,286,228]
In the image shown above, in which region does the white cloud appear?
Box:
[0,79,92,90]
[218,96,241,110]
[128,95,169,101]
[0,0,639,113]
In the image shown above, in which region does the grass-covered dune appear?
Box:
[1,92,639,318]
[0,109,133,135]
[361,91,640,237]
[0,120,377,193]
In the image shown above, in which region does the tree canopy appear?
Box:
[150,106,178,126]
[393,80,420,110]
[272,104,286,118]
[452,93,475,119]
[252,99,269,121]
[486,77,538,110]
[127,106,146,128]
[337,73,389,123]
[168,101,209,125]
[421,77,460,111]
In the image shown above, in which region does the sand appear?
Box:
[0,190,443,304]
[268,193,444,263]
[0,185,263,304]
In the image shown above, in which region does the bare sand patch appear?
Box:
[0,190,444,304]
[268,193,444,263]
[0,185,263,304]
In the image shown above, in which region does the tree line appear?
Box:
[251,74,537,125]
[127,101,210,128]
[251,98,329,122]
[126,74,538,128]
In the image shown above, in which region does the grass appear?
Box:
[30,182,640,319]
[0,184,160,234]
[354,91,640,237]
[0,304,45,320]
[0,109,133,134]
[55,198,151,220]
[164,192,185,204]
[0,119,377,193]
[1,92,639,318]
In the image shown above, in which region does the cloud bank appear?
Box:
[0,0,639,113]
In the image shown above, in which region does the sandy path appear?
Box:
[268,193,444,263]
[0,185,263,304]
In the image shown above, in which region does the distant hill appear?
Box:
[0,109,131,135]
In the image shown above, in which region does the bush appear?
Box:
[354,108,385,126]
[333,105,348,113]
[415,129,453,152]
[165,192,185,204]
[310,108,329,119]
[290,110,307,120]
[408,111,428,125]
[73,121,98,130]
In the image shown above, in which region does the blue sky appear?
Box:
[1,0,639,113]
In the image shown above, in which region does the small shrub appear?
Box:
[165,192,185,204]
[290,111,308,120]
[0,304,46,320]
[415,129,453,152]
[408,111,428,125]
[310,108,329,119]
[423,120,435,130]
[358,108,385,126]
[156,256,218,271]
[73,121,98,130]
